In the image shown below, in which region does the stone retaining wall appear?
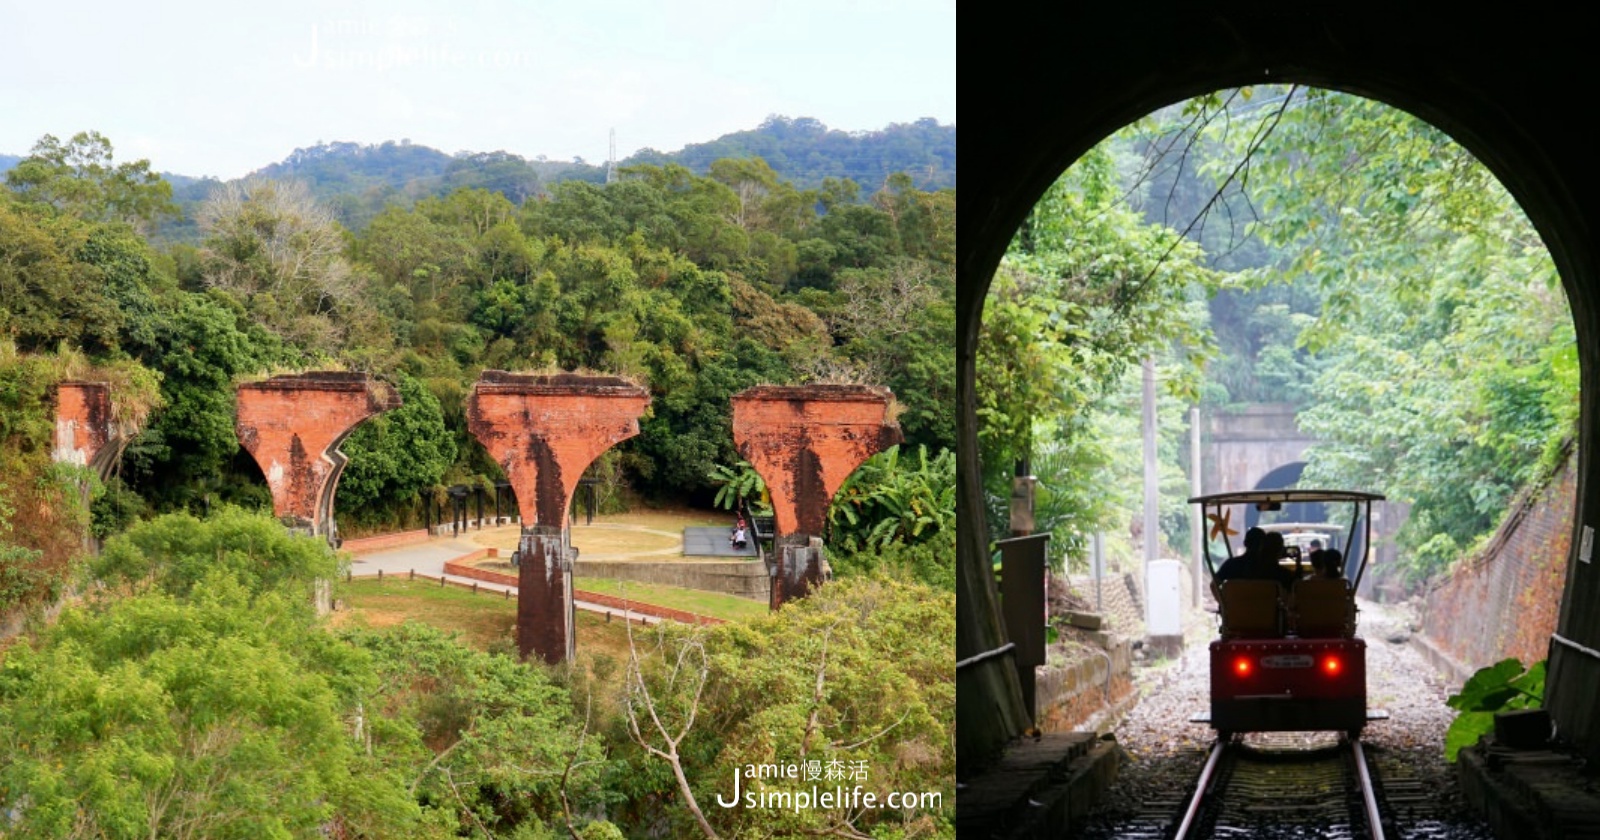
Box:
[1066,572,1144,636]
[574,559,768,600]
[1068,567,1206,636]
[1417,442,1575,680]
[340,529,432,555]
[1034,633,1136,732]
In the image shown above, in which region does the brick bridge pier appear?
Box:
[235,372,400,543]
[53,381,139,481]
[467,371,650,664]
[53,381,144,550]
[731,384,902,608]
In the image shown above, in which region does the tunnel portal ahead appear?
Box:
[957,7,1600,770]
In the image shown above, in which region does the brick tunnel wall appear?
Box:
[1418,443,1575,677]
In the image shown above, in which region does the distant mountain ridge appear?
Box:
[247,115,953,196]
[627,116,954,192]
[5,116,954,238]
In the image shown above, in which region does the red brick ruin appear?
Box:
[467,371,650,664]
[53,381,137,481]
[54,381,143,550]
[235,373,400,542]
[731,384,902,608]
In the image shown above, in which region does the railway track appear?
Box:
[1174,733,1389,839]
[1082,732,1394,839]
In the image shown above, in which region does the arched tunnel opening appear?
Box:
[957,8,1600,837]
[1246,462,1324,531]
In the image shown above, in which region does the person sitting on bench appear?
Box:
[1215,527,1295,588]
[1310,548,1344,579]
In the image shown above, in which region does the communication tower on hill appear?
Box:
[606,129,617,184]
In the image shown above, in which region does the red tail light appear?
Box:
[1322,655,1342,676]
[1234,657,1253,677]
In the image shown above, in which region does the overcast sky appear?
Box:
[1,0,954,180]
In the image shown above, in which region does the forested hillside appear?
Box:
[628,115,955,191]
[26,115,954,240]
[0,128,954,608]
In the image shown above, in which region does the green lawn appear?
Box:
[575,577,769,622]
[332,577,642,658]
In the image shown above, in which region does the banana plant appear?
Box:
[830,445,955,548]
[707,460,769,513]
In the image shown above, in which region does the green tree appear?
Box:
[92,506,341,599]
[979,144,1216,549]
[1195,87,1576,582]
[0,577,425,839]
[121,294,284,513]
[337,373,458,527]
[344,622,609,837]
[611,576,953,838]
[830,445,955,550]
[4,131,178,231]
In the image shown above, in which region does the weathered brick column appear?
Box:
[731,385,902,608]
[53,381,137,481]
[466,371,650,664]
[54,381,143,550]
[235,372,400,542]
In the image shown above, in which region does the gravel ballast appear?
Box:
[1076,599,1497,838]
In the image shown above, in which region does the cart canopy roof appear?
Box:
[1188,489,1385,506]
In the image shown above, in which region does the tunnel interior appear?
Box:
[957,8,1600,771]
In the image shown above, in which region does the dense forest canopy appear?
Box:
[0,123,955,605]
[0,121,956,836]
[983,86,1575,587]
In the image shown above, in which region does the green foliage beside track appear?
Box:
[1445,658,1545,762]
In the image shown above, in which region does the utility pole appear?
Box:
[1142,358,1185,655]
[1142,358,1159,567]
[1190,406,1203,607]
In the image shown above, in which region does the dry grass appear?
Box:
[329,578,674,699]
[467,506,731,559]
[331,578,517,649]
[468,523,682,558]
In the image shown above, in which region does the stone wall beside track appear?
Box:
[1417,440,1575,683]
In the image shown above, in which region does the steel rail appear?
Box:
[1552,631,1600,662]
[1350,739,1386,840]
[1173,739,1227,840]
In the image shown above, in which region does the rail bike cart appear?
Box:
[1191,489,1389,739]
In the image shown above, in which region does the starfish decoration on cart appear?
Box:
[1207,508,1238,541]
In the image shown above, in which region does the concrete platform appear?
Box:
[956,732,1123,839]
[682,526,758,557]
[575,558,767,600]
[1459,738,1600,839]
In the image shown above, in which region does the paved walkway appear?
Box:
[345,537,661,624]
[682,526,759,557]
